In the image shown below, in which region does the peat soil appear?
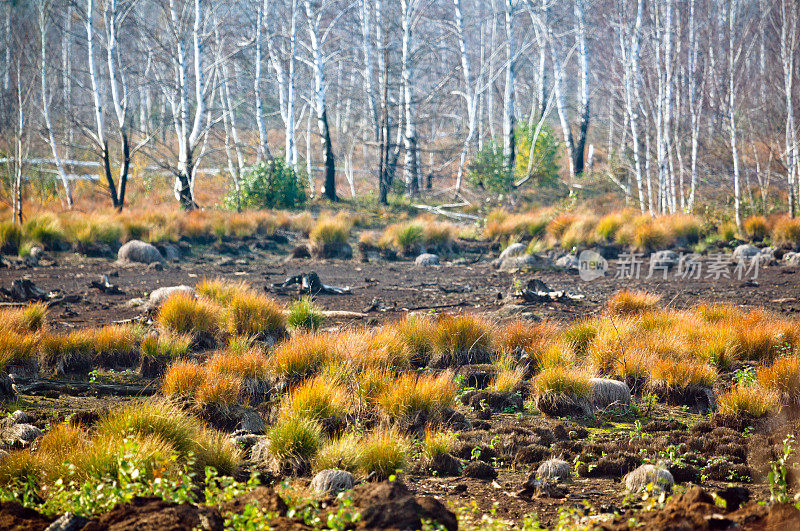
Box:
[1,237,800,528]
[0,237,799,332]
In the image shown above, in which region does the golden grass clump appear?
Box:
[743,216,770,242]
[376,371,457,419]
[91,324,138,365]
[488,367,524,394]
[365,327,412,370]
[693,302,743,323]
[692,325,739,369]
[585,318,639,374]
[757,355,800,403]
[772,216,800,247]
[0,302,47,334]
[314,432,362,473]
[546,213,579,243]
[270,332,335,379]
[206,348,269,380]
[157,293,221,337]
[595,212,625,241]
[533,367,591,397]
[650,358,717,388]
[664,214,702,244]
[433,314,494,363]
[496,320,559,356]
[267,414,323,463]
[613,348,654,384]
[309,216,350,246]
[358,427,411,479]
[0,331,38,370]
[283,376,349,423]
[162,360,205,397]
[140,330,192,359]
[560,216,599,250]
[226,292,286,338]
[606,290,662,316]
[484,209,549,241]
[633,221,669,252]
[196,278,254,304]
[392,315,437,365]
[196,374,242,406]
[560,320,599,356]
[717,385,779,418]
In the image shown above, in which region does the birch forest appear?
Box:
[1,0,799,222]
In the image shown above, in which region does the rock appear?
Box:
[757,247,776,265]
[118,240,165,264]
[495,243,527,266]
[535,458,571,481]
[229,434,262,456]
[45,512,89,531]
[732,244,759,261]
[498,254,546,272]
[415,253,439,267]
[462,460,497,480]
[238,409,267,435]
[588,378,631,412]
[80,496,223,531]
[310,469,355,495]
[311,241,353,260]
[624,464,674,494]
[352,481,457,531]
[249,437,271,465]
[554,254,579,270]
[8,410,30,425]
[650,250,679,269]
[1,423,41,449]
[784,251,800,266]
[148,285,195,309]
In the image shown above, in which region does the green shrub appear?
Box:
[287,297,324,332]
[0,222,22,254]
[467,140,511,193]
[226,158,307,210]
[514,123,560,187]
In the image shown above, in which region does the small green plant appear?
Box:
[768,435,796,503]
[287,297,325,332]
[226,158,307,210]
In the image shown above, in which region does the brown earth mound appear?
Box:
[0,501,54,531]
[81,496,224,531]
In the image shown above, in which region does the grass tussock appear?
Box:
[225,292,286,338]
[314,432,362,473]
[157,293,222,337]
[0,303,47,334]
[743,216,770,242]
[358,427,410,479]
[392,316,437,365]
[757,355,800,403]
[433,314,494,361]
[161,360,205,397]
[283,376,350,423]
[287,296,325,332]
[606,290,662,316]
[309,216,350,246]
[206,348,269,381]
[717,385,779,418]
[267,414,323,463]
[772,216,800,247]
[196,278,254,305]
[488,366,524,394]
[140,330,192,359]
[376,371,457,419]
[0,331,38,370]
[533,367,591,397]
[270,332,335,379]
[650,358,717,388]
[195,374,242,407]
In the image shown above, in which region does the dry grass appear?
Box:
[533,367,591,397]
[433,314,494,361]
[693,302,743,323]
[358,427,411,479]
[595,212,625,241]
[392,315,437,365]
[0,331,38,370]
[140,330,192,359]
[196,374,242,406]
[206,348,269,380]
[560,216,599,250]
[757,355,800,403]
[496,320,559,357]
[225,292,286,338]
[365,327,412,370]
[650,358,717,388]
[267,414,322,462]
[488,367,524,394]
[157,293,222,336]
[484,209,549,241]
[314,432,362,473]
[270,332,334,379]
[309,216,350,245]
[376,371,457,419]
[717,385,779,418]
[0,303,47,334]
[162,360,205,397]
[196,278,254,304]
[772,216,800,247]
[91,325,138,365]
[743,216,770,241]
[606,290,662,316]
[283,376,350,423]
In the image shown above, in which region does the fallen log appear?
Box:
[13,377,158,397]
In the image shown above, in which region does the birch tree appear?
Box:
[401,0,422,195]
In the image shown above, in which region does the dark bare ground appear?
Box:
[0,238,798,528]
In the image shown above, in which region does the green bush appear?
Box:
[225,158,307,210]
[467,140,511,193]
[467,123,560,194]
[0,222,22,254]
[515,123,560,187]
